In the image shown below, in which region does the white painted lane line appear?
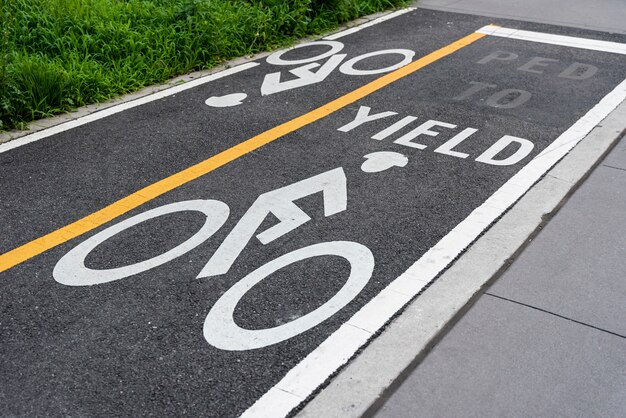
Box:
[243,324,372,417]
[0,62,259,155]
[242,76,626,417]
[324,8,417,40]
[477,25,626,54]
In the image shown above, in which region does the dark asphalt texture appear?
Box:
[1,8,626,417]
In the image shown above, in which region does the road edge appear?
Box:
[0,8,411,147]
[296,99,626,418]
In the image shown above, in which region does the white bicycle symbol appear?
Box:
[53,168,375,351]
[261,40,415,95]
[205,40,416,106]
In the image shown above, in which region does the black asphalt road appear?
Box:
[1,8,625,417]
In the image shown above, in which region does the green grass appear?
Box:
[0,0,410,131]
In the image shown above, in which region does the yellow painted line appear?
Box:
[0,31,486,274]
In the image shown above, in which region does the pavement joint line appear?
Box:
[485,293,626,339]
[0,30,487,274]
[603,164,626,172]
[546,173,583,187]
[296,98,626,418]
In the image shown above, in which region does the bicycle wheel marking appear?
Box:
[204,241,374,351]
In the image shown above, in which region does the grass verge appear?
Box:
[0,0,410,132]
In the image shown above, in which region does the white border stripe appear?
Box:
[0,62,259,154]
[477,25,626,54]
[241,78,626,418]
[324,8,416,40]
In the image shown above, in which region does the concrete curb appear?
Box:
[296,99,626,418]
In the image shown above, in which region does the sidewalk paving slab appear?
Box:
[488,163,626,337]
[420,0,626,34]
[374,295,626,418]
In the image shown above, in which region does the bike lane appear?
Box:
[1,8,626,417]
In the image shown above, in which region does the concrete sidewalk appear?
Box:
[374,1,626,416]
[375,136,626,417]
[419,0,626,35]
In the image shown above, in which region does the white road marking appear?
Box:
[0,63,259,154]
[324,8,417,40]
[266,41,345,66]
[205,93,248,107]
[262,47,418,96]
[360,151,408,173]
[241,75,626,418]
[338,49,415,75]
[477,25,626,54]
[197,168,347,279]
[53,200,230,286]
[261,54,347,96]
[204,241,374,351]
